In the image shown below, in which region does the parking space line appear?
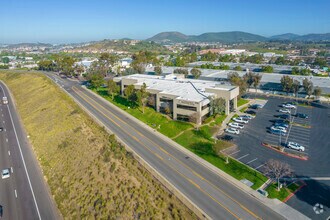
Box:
[237,154,249,161]
[255,163,266,170]
[229,150,240,156]
[246,158,258,165]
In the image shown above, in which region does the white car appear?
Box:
[1,169,10,179]
[233,117,249,124]
[279,109,290,114]
[229,122,244,129]
[282,104,296,109]
[225,127,240,135]
[271,126,287,133]
[287,142,305,152]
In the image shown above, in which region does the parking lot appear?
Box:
[223,95,330,219]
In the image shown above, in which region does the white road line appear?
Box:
[0,83,42,220]
[3,120,5,123]
[255,163,266,170]
[6,138,8,142]
[237,154,249,161]
[11,167,13,173]
[8,150,10,156]
[229,150,240,156]
[14,189,17,198]
[246,158,258,165]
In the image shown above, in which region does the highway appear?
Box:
[0,82,60,220]
[46,72,285,220]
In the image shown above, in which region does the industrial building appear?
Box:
[114,74,239,124]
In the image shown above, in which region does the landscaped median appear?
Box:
[91,87,268,190]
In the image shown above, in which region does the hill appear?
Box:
[6,42,52,48]
[193,31,267,43]
[270,33,300,40]
[80,39,170,53]
[146,31,190,43]
[147,31,268,43]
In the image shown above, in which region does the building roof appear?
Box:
[117,74,236,104]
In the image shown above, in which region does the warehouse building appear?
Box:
[114,74,239,124]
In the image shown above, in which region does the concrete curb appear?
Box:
[82,86,310,220]
[49,80,209,219]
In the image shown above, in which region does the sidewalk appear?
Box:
[82,86,310,220]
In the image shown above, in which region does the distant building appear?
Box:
[114,74,239,124]
[120,58,133,68]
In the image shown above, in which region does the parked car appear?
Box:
[282,103,296,109]
[0,205,2,218]
[279,109,291,114]
[250,104,263,109]
[233,117,249,124]
[240,114,255,120]
[274,122,289,128]
[229,122,244,129]
[0,127,3,132]
[1,169,10,179]
[270,129,286,136]
[271,126,287,133]
[220,135,234,142]
[225,127,240,135]
[274,114,290,120]
[287,142,305,152]
[273,119,289,124]
[294,113,308,119]
[245,110,256,115]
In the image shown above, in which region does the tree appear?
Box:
[234,65,242,71]
[173,68,189,77]
[132,63,146,74]
[74,64,85,77]
[107,79,120,100]
[302,78,313,98]
[209,97,226,116]
[280,75,294,94]
[244,72,255,91]
[1,57,10,64]
[190,68,201,79]
[261,65,274,73]
[38,60,55,71]
[136,83,149,113]
[88,73,104,90]
[227,72,247,97]
[154,66,162,75]
[58,56,76,76]
[313,86,322,100]
[292,80,300,97]
[263,159,293,191]
[124,85,136,103]
[252,74,262,93]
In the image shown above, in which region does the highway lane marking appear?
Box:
[237,154,249,161]
[6,138,8,142]
[8,150,10,156]
[14,189,17,198]
[73,86,262,220]
[246,158,258,165]
[11,167,13,173]
[0,83,42,220]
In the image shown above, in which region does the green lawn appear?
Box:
[237,98,249,107]
[93,88,193,138]
[91,87,268,190]
[266,182,301,201]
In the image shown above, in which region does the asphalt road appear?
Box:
[0,82,60,220]
[45,73,286,220]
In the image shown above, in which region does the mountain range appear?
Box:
[146,31,330,43]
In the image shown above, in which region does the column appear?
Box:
[225,100,230,115]
[156,93,160,112]
[233,97,238,110]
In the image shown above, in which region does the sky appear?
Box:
[1,0,329,44]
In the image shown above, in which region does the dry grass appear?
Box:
[0,70,196,219]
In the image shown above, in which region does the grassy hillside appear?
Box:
[0,71,196,219]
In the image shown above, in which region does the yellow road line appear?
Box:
[72,86,255,219]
